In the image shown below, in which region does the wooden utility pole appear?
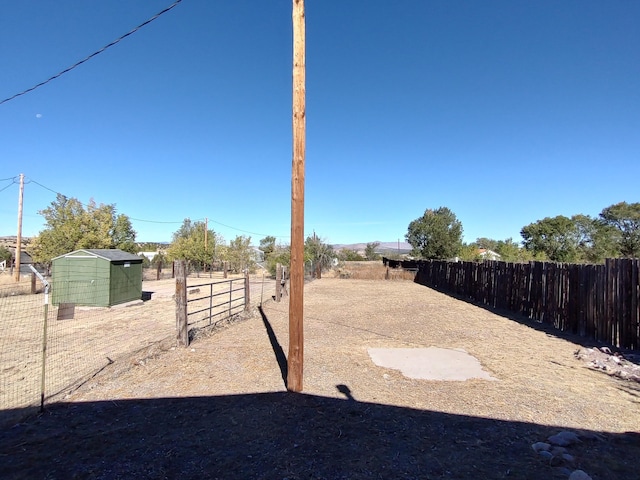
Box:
[14,173,24,282]
[288,0,305,392]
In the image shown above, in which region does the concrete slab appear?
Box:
[368,347,497,381]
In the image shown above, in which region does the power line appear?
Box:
[0,0,183,106]
[25,176,290,240]
[25,178,59,195]
[0,183,15,194]
[206,218,290,240]
[130,217,184,224]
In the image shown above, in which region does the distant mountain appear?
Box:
[332,241,412,255]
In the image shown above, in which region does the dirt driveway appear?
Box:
[1,278,638,479]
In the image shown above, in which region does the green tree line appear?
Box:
[28,194,638,272]
[405,202,640,263]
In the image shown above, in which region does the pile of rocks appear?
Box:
[531,430,602,479]
[575,346,640,382]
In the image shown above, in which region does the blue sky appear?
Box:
[1,1,638,246]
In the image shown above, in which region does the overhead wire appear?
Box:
[24,178,59,195]
[0,0,183,106]
[0,183,15,194]
[25,176,290,240]
[206,218,290,240]
[0,176,17,193]
[129,217,185,224]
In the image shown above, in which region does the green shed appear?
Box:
[51,249,143,307]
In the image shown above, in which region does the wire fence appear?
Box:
[0,273,176,427]
[1,264,306,427]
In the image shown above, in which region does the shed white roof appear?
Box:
[52,249,142,262]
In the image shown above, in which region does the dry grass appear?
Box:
[0,272,36,297]
[332,260,417,281]
[1,271,638,479]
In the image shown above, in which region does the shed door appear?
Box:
[59,258,99,305]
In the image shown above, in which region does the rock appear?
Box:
[532,442,551,453]
[578,431,605,441]
[600,346,612,354]
[548,431,581,446]
[549,454,564,466]
[538,450,553,461]
[568,470,592,480]
[562,453,575,463]
[551,446,567,455]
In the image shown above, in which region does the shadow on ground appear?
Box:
[1,391,638,480]
[2,296,638,479]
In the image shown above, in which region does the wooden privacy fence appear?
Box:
[412,258,640,350]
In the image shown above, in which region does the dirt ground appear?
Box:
[1,277,639,479]
[0,272,268,418]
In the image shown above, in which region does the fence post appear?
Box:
[175,260,189,347]
[276,263,282,303]
[244,269,250,311]
[39,292,49,412]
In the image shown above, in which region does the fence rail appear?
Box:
[186,278,246,329]
[1,261,265,426]
[404,258,640,350]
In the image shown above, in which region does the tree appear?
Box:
[266,243,291,277]
[0,246,11,269]
[0,246,11,263]
[458,243,483,262]
[166,218,222,272]
[406,207,463,260]
[305,233,335,279]
[494,238,540,262]
[138,254,151,268]
[599,202,640,258]
[572,214,619,263]
[225,235,257,273]
[521,215,581,262]
[31,194,137,264]
[521,214,620,263]
[151,251,168,268]
[259,236,276,259]
[364,242,380,261]
[337,248,364,261]
[463,237,539,263]
[475,237,499,252]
